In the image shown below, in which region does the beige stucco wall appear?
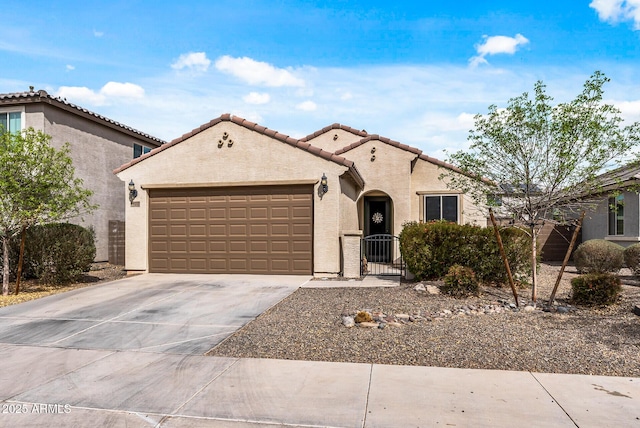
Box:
[304,129,366,154]
[116,121,353,276]
[24,104,158,261]
[410,159,487,226]
[340,140,416,236]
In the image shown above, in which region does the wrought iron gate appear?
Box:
[361,234,405,276]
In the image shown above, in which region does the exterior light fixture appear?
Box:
[318,173,329,199]
[128,180,138,205]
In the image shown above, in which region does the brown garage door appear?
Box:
[148,185,313,274]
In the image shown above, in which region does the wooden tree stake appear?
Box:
[489,209,519,307]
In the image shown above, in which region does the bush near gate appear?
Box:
[570,273,622,306]
[399,221,530,283]
[0,223,95,285]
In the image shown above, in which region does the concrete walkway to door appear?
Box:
[0,274,638,427]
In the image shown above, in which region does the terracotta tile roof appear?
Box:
[0,89,165,146]
[299,123,369,142]
[113,114,365,188]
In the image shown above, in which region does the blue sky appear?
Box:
[1,0,640,159]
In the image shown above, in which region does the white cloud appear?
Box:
[101,82,145,98]
[56,82,145,106]
[296,100,317,111]
[615,99,640,121]
[341,91,353,101]
[215,55,305,87]
[171,52,211,72]
[93,30,104,37]
[590,0,640,29]
[469,34,529,67]
[243,92,271,105]
[66,64,75,71]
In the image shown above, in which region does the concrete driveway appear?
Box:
[0,273,309,354]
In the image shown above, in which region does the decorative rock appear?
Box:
[342,316,355,328]
[358,322,379,328]
[557,306,570,314]
[524,305,536,312]
[442,309,452,315]
[632,305,640,316]
[378,322,387,329]
[387,321,403,327]
[396,314,410,320]
[414,284,426,292]
[426,285,440,295]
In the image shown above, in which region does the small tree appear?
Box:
[443,72,640,303]
[0,128,95,295]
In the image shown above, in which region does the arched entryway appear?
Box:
[360,191,394,237]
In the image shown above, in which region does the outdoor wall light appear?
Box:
[318,173,329,199]
[128,180,138,205]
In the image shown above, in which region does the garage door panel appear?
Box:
[271,224,290,235]
[229,224,247,236]
[209,208,227,219]
[149,185,312,274]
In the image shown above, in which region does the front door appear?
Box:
[364,197,391,262]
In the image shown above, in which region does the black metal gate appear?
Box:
[361,234,405,276]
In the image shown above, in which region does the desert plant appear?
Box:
[570,273,622,306]
[399,221,531,283]
[441,264,480,297]
[623,243,640,276]
[354,311,373,323]
[2,223,96,285]
[573,239,624,274]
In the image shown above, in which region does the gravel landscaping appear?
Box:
[207,263,640,377]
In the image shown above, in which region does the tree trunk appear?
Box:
[2,235,9,296]
[14,226,26,295]
[531,225,538,304]
[549,211,585,305]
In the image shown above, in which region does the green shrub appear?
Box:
[623,243,640,276]
[570,273,622,306]
[573,239,624,274]
[1,223,95,285]
[441,265,480,297]
[399,221,531,283]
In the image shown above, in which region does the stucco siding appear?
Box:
[305,129,367,154]
[22,103,157,261]
[343,141,415,236]
[582,192,640,247]
[410,159,486,226]
[117,121,351,275]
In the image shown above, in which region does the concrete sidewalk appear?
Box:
[1,346,638,428]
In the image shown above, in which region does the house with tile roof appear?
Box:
[1,89,164,263]
[114,114,486,277]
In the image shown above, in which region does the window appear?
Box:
[133,143,152,158]
[0,111,22,134]
[608,194,624,235]
[425,195,458,222]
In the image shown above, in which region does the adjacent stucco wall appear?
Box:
[304,129,367,154]
[23,103,157,261]
[116,121,352,275]
[410,159,487,227]
[582,192,640,247]
[343,140,416,236]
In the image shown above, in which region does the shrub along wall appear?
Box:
[399,221,531,283]
[0,223,95,285]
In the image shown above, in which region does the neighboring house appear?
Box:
[114,114,486,277]
[581,163,640,248]
[0,89,164,262]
